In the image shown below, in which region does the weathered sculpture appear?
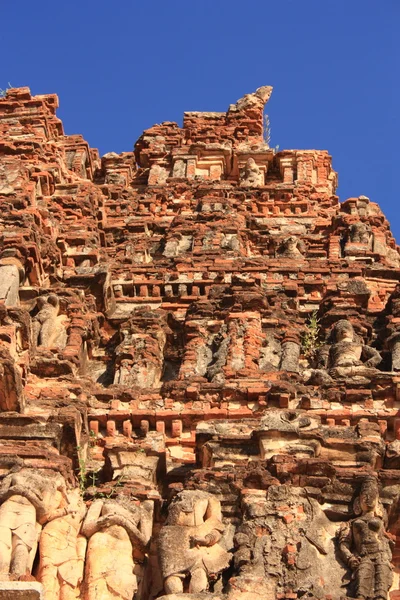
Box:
[350,222,370,244]
[81,497,152,600]
[37,488,86,600]
[278,236,304,258]
[0,469,68,578]
[158,490,231,594]
[32,294,68,349]
[0,254,25,307]
[306,319,382,382]
[338,476,394,600]
[239,158,264,187]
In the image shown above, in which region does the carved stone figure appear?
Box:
[32,294,68,349]
[0,469,68,578]
[278,236,304,258]
[37,489,86,600]
[81,497,153,600]
[306,320,382,382]
[338,477,394,600]
[350,222,370,244]
[158,490,231,594]
[113,311,167,388]
[239,158,263,187]
[0,255,25,307]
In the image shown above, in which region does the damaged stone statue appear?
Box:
[338,476,394,600]
[158,490,231,594]
[305,319,382,382]
[37,488,87,600]
[239,158,264,188]
[32,294,68,349]
[81,497,153,600]
[0,469,69,579]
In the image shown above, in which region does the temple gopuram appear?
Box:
[0,85,400,600]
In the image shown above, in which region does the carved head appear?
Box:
[245,158,258,172]
[332,319,355,343]
[354,476,383,517]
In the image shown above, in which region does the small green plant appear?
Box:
[302,310,321,360]
[94,474,125,499]
[0,83,13,98]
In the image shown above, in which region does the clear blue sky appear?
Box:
[2,1,399,239]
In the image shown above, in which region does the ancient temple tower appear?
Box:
[0,85,400,600]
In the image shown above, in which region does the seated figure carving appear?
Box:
[32,294,68,349]
[81,497,152,600]
[278,236,304,258]
[0,469,68,579]
[350,222,371,244]
[239,158,264,187]
[306,320,381,382]
[158,490,231,594]
[338,476,394,600]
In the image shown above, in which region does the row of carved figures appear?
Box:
[0,469,394,600]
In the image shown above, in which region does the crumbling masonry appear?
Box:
[0,85,400,600]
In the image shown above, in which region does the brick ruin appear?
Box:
[0,84,399,600]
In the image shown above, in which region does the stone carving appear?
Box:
[32,294,68,349]
[349,222,371,244]
[239,158,264,187]
[37,488,86,600]
[81,497,153,600]
[0,469,68,578]
[278,236,304,258]
[306,319,382,382]
[113,312,167,388]
[0,254,25,307]
[338,476,394,600]
[3,86,400,600]
[158,490,231,594]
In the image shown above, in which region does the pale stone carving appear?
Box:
[239,158,263,188]
[37,489,86,600]
[350,222,370,244]
[81,498,153,600]
[158,490,231,594]
[0,256,25,307]
[306,319,381,382]
[278,236,304,258]
[32,295,68,349]
[0,469,68,578]
[338,476,394,600]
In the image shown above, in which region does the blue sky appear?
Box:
[2,1,399,239]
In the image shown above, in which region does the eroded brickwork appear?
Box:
[0,85,400,600]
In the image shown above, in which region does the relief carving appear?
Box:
[0,469,68,579]
[81,497,153,600]
[338,477,394,600]
[158,491,231,594]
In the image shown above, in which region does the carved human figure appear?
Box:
[0,255,25,307]
[308,320,382,381]
[278,236,304,258]
[350,222,370,244]
[338,477,394,600]
[81,497,153,600]
[326,320,381,378]
[239,158,264,187]
[0,469,68,578]
[37,489,87,600]
[158,490,231,594]
[32,294,68,349]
